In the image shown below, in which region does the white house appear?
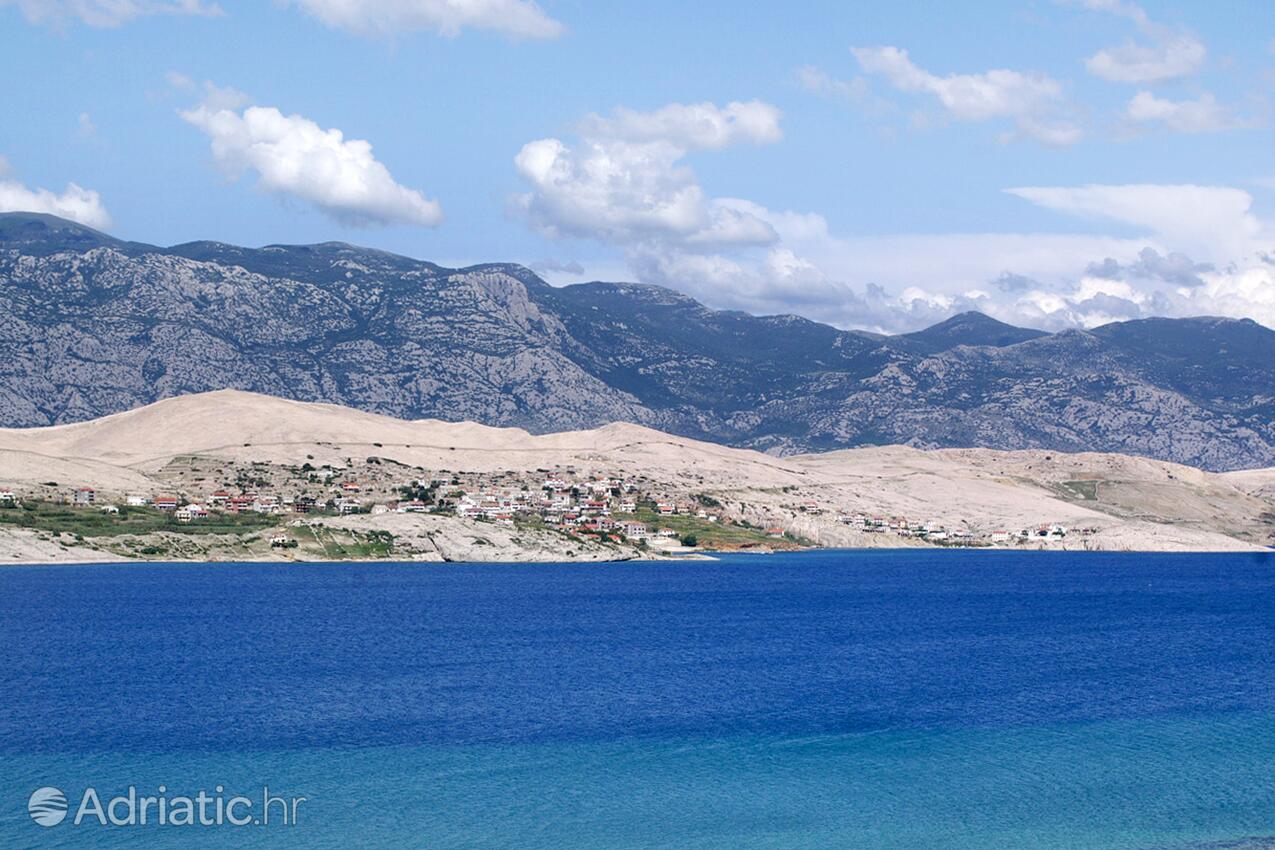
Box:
[621,522,649,540]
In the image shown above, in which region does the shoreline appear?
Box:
[4,544,1271,569]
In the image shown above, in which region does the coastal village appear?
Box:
[0,450,1094,560]
[0,391,1270,561]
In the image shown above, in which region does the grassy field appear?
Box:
[0,501,276,538]
[1058,480,1099,501]
[616,509,792,550]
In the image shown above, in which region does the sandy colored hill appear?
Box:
[1,390,1272,560]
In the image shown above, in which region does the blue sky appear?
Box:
[2,0,1274,331]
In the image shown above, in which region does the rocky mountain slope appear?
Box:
[3,212,1275,471]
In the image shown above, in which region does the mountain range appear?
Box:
[3,211,1274,471]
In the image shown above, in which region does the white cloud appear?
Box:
[658,183,1275,333]
[0,0,220,27]
[165,70,196,92]
[577,100,781,150]
[180,87,442,228]
[511,101,874,319]
[1087,247,1211,287]
[850,46,1081,145]
[284,0,563,39]
[513,104,1275,332]
[1005,183,1263,261]
[0,167,112,229]
[514,101,781,249]
[979,261,1275,332]
[1080,0,1205,82]
[77,111,96,137]
[714,198,829,243]
[1195,265,1275,328]
[795,65,869,101]
[937,181,1275,331]
[1123,91,1251,133]
[515,100,1275,333]
[628,244,858,319]
[1086,35,1205,83]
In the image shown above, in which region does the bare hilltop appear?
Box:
[0,390,1272,563]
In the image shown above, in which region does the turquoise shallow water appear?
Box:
[5,714,1275,849]
[2,551,1274,848]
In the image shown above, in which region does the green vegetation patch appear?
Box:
[1059,480,1099,501]
[291,523,396,559]
[0,501,275,538]
[617,509,780,550]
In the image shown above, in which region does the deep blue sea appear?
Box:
[2,550,1275,848]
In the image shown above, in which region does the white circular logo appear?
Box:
[28,787,68,827]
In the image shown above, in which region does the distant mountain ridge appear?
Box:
[3,211,1275,471]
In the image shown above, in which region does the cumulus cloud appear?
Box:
[850,46,1081,145]
[577,100,782,150]
[1086,34,1205,83]
[941,183,1275,331]
[180,85,442,228]
[1124,91,1252,133]
[992,271,1039,292]
[695,182,1275,332]
[852,46,1059,122]
[1085,247,1212,287]
[628,244,857,318]
[0,164,112,229]
[284,0,563,39]
[603,178,1275,333]
[804,253,1275,334]
[1080,0,1205,83]
[970,262,1275,332]
[510,101,876,319]
[515,101,1275,333]
[0,0,220,27]
[514,101,781,249]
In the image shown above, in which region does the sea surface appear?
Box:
[2,550,1275,849]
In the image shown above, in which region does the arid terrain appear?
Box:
[0,390,1272,563]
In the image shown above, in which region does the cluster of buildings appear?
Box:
[116,489,347,521]
[65,470,721,544]
[33,469,1095,550]
[442,475,720,543]
[835,512,1090,545]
